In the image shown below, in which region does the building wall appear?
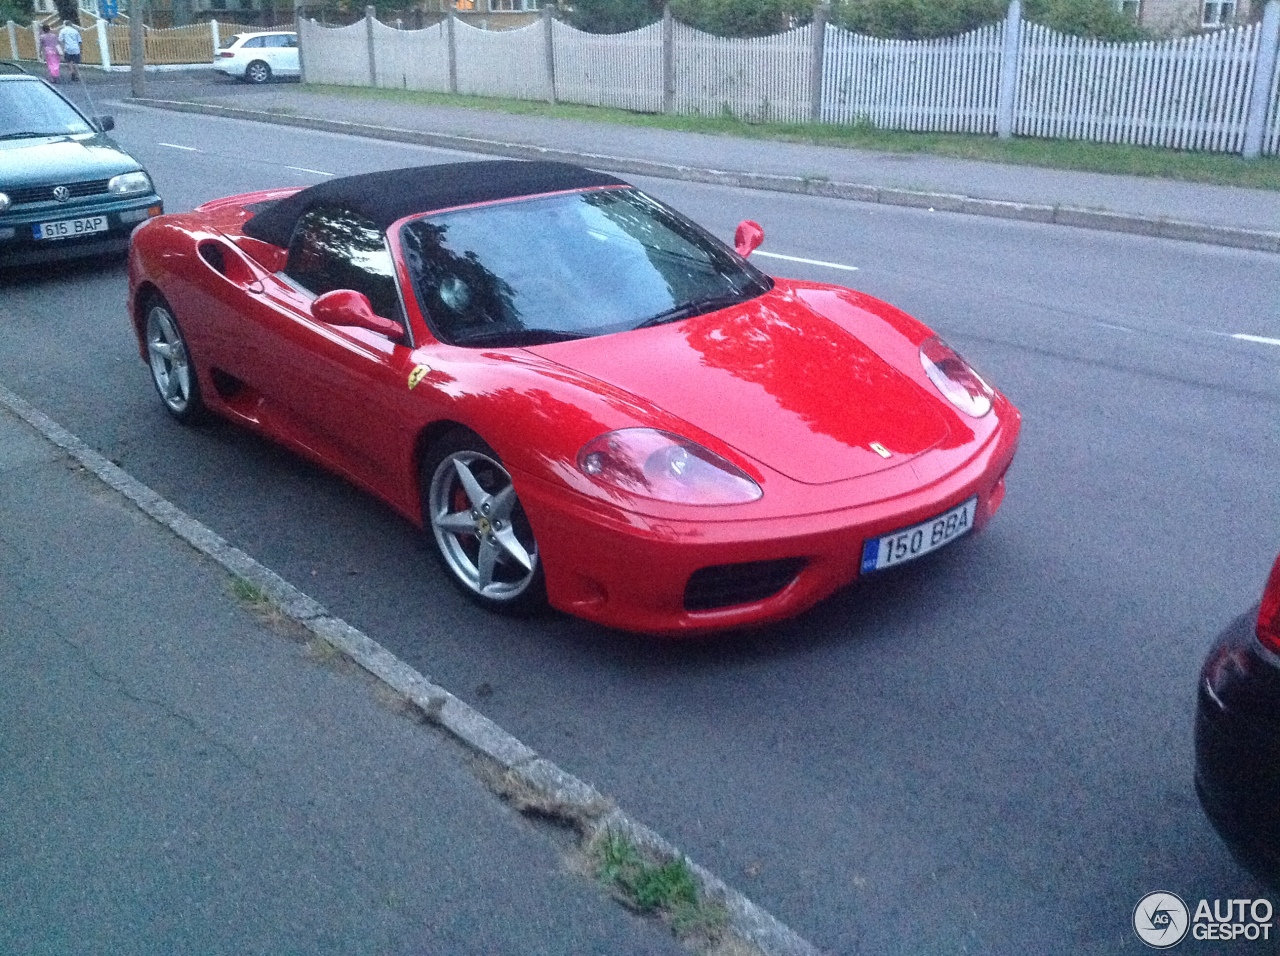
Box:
[1139,0,1253,32]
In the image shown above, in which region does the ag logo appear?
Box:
[1134,892,1190,949]
[407,364,430,390]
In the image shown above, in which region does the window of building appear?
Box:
[487,0,540,10]
[1203,0,1236,24]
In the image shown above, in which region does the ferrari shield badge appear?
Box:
[407,365,430,390]
[870,442,892,458]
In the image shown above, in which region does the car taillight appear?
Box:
[1257,553,1280,654]
[218,51,234,57]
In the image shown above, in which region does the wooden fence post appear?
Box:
[662,3,673,114]
[6,21,17,59]
[446,3,457,95]
[996,0,1021,140]
[542,2,555,104]
[365,5,376,87]
[1243,0,1280,158]
[96,16,111,68]
[809,3,828,123]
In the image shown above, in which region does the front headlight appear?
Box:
[0,192,10,214]
[920,335,993,418]
[578,428,762,505]
[108,171,153,196]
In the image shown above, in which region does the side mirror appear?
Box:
[312,290,403,340]
[734,219,764,257]
[95,115,115,132]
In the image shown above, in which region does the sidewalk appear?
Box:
[85,68,1280,249]
[0,399,689,956]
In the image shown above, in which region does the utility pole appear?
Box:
[129,0,146,98]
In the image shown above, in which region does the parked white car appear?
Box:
[214,31,300,84]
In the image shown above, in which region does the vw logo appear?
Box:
[52,185,71,202]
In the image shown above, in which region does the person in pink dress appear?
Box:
[38,24,61,82]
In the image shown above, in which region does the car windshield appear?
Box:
[219,35,242,49]
[0,79,93,138]
[399,188,772,348]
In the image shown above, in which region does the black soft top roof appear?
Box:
[242,160,629,247]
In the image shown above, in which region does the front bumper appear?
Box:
[0,193,163,267]
[518,419,1018,636]
[1195,608,1280,887]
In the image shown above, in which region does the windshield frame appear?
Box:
[393,186,774,350]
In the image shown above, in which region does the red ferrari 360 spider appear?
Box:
[127,161,1020,635]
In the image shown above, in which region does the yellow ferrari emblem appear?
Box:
[408,365,430,390]
[870,442,892,458]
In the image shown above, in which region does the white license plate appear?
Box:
[860,497,977,574]
[33,215,109,241]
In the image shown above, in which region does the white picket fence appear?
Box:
[1016,21,1261,151]
[823,24,1005,133]
[300,1,1280,155]
[551,20,663,112]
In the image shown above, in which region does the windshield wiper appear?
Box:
[0,130,65,140]
[632,292,753,330]
[455,327,591,347]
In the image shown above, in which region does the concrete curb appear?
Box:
[0,382,821,956]
[133,97,1280,255]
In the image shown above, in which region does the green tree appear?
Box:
[565,0,663,33]
[669,0,812,36]
[1,0,31,25]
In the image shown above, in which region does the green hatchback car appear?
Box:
[1,72,162,267]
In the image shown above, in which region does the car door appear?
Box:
[245,205,423,513]
[279,33,300,77]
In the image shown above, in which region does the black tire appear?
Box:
[143,293,206,425]
[244,60,271,84]
[420,429,546,615]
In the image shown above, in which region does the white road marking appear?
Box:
[754,250,860,272]
[287,166,335,176]
[1095,322,1135,333]
[158,142,200,151]
[1230,333,1280,347]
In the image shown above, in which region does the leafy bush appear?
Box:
[834,0,1005,39]
[669,0,813,36]
[564,0,663,33]
[834,0,1147,40]
[1024,0,1146,40]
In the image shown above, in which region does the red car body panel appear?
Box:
[128,186,1021,635]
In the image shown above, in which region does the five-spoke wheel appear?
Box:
[423,432,544,612]
[145,295,204,424]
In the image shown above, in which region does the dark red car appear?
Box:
[1196,553,1280,886]
[127,161,1020,635]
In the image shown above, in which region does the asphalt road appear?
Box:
[4,93,1279,954]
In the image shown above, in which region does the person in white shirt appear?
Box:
[57,21,82,82]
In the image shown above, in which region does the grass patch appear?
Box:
[300,83,1280,192]
[591,829,728,939]
[229,575,270,607]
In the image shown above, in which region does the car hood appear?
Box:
[533,289,953,485]
[0,133,142,186]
